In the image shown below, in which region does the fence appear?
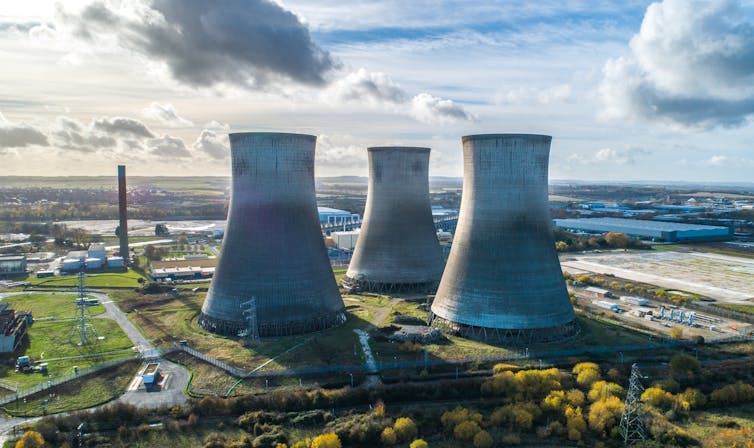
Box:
[0,354,141,406]
[175,338,695,381]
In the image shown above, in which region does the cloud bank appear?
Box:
[600,0,754,128]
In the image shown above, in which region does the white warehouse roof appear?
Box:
[553,217,731,242]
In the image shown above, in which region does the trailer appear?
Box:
[620,296,648,306]
[141,362,160,387]
[594,300,619,312]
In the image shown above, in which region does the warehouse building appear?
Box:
[0,256,27,276]
[318,207,360,226]
[553,217,732,242]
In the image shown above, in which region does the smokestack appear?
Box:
[200,132,346,336]
[117,165,129,263]
[430,134,576,343]
[345,147,444,292]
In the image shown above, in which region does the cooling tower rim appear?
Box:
[462,133,551,143]
[229,132,316,141]
[367,146,430,153]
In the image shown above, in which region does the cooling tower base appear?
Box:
[342,276,438,294]
[430,315,579,344]
[198,310,347,338]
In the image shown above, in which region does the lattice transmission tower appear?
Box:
[619,363,646,447]
[71,263,98,346]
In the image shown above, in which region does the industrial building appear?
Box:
[0,303,30,353]
[151,258,217,281]
[331,230,359,250]
[200,132,346,337]
[318,207,360,226]
[60,243,123,272]
[553,217,733,242]
[431,134,577,343]
[345,147,444,292]
[0,255,27,276]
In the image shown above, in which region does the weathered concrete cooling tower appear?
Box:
[344,147,444,293]
[200,133,346,337]
[430,134,577,343]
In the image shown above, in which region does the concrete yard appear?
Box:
[561,250,754,304]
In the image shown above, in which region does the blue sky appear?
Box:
[0,0,753,181]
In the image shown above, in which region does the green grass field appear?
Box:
[1,293,105,319]
[714,303,754,315]
[0,319,135,389]
[3,359,139,417]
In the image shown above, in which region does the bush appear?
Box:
[641,388,675,409]
[710,382,754,404]
[572,362,600,375]
[15,431,45,448]
[679,388,707,409]
[453,421,482,441]
[380,427,397,445]
[311,433,341,448]
[441,407,483,430]
[481,370,520,397]
[501,433,521,445]
[588,396,624,433]
[409,440,428,448]
[576,369,601,389]
[473,430,494,448]
[669,327,684,340]
[670,353,700,376]
[565,406,587,441]
[393,417,418,441]
[566,389,586,407]
[588,381,625,402]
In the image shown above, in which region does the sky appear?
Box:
[1,0,754,181]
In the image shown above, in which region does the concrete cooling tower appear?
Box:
[200,132,346,337]
[430,134,577,343]
[344,147,444,293]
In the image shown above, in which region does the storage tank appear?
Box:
[200,132,346,336]
[430,134,577,343]
[345,147,444,292]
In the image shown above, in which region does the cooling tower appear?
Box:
[200,133,346,337]
[430,134,577,343]
[344,147,444,293]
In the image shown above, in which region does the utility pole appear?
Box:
[619,363,646,447]
[72,261,97,346]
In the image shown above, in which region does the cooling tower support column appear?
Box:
[430,134,577,343]
[344,147,444,293]
[200,133,346,337]
[117,165,129,263]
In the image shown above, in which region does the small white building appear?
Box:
[331,230,360,250]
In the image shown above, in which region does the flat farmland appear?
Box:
[561,250,754,304]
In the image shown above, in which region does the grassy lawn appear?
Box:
[116,290,366,372]
[24,269,146,288]
[714,303,754,315]
[0,319,135,389]
[681,403,754,448]
[1,293,105,319]
[3,359,140,417]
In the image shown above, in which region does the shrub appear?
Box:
[641,387,675,409]
[542,390,566,412]
[502,433,521,445]
[669,327,684,340]
[473,430,494,448]
[710,382,754,404]
[393,417,418,441]
[576,369,601,389]
[566,389,586,407]
[409,440,428,448]
[441,407,483,430]
[311,433,341,448]
[573,362,600,375]
[15,431,45,448]
[380,427,397,446]
[670,353,700,376]
[489,402,540,430]
[453,421,482,441]
[515,368,562,399]
[565,406,587,441]
[588,381,625,402]
[679,388,707,409]
[481,370,520,397]
[588,396,624,433]
[493,363,518,374]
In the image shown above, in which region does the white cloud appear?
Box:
[699,155,729,167]
[204,120,230,131]
[0,111,49,149]
[315,134,367,171]
[142,102,194,128]
[327,68,475,124]
[147,134,191,158]
[192,129,228,159]
[498,84,573,105]
[410,93,475,124]
[600,0,754,128]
